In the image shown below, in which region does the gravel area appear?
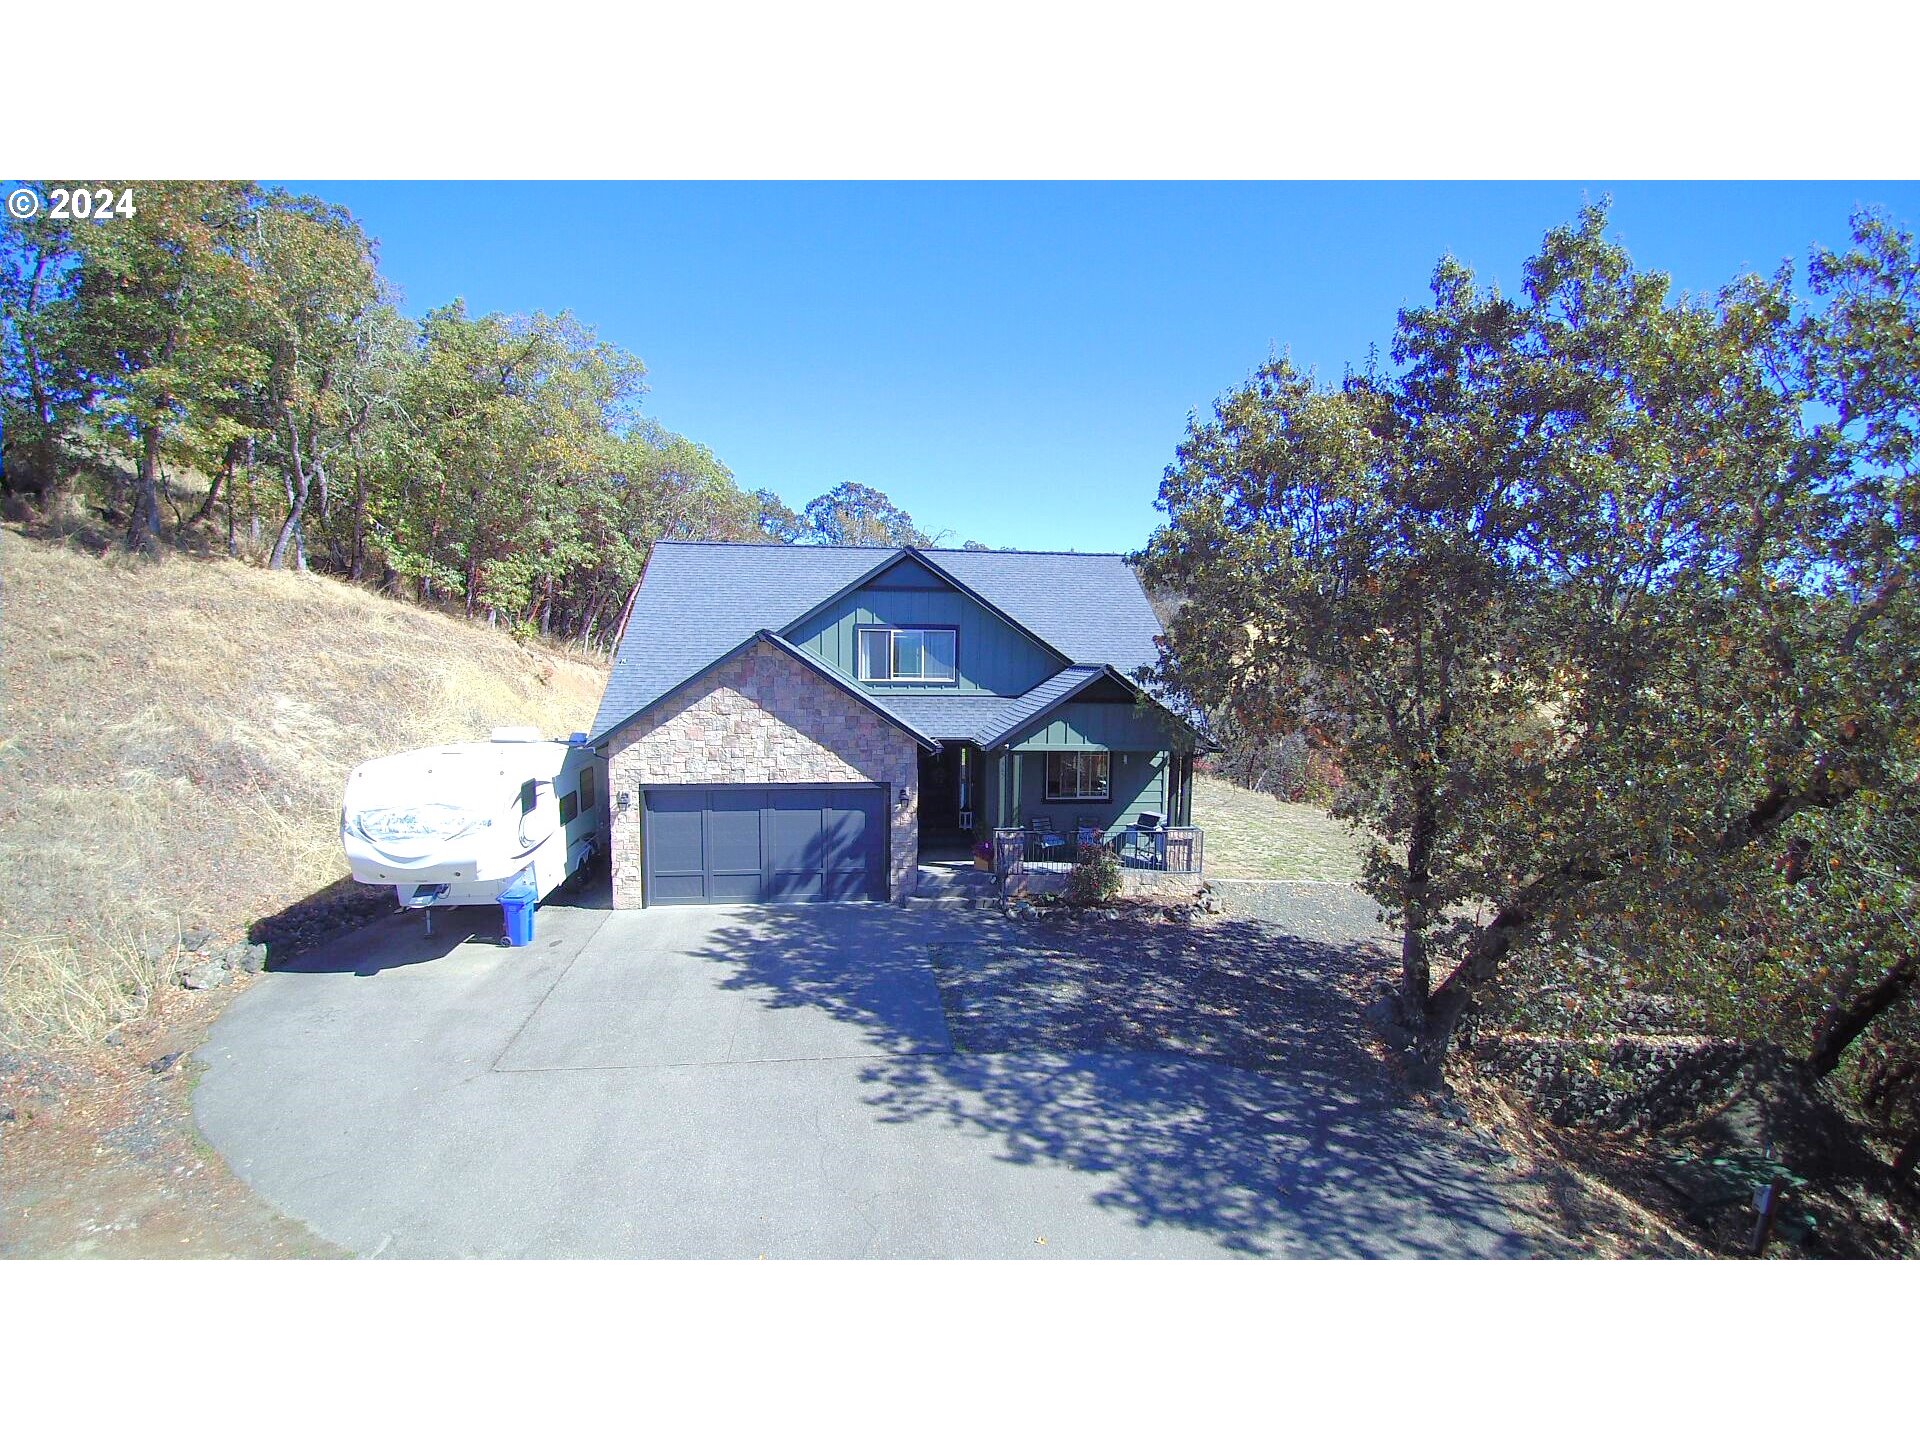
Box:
[1206,877,1390,944]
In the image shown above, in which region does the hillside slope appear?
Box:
[0,527,608,1052]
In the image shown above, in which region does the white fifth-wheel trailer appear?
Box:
[341,728,605,943]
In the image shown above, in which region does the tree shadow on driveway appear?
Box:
[692,904,1530,1257]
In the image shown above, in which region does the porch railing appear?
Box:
[992,824,1205,885]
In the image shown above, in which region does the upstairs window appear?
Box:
[857,626,957,683]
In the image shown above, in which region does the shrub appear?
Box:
[1064,842,1122,906]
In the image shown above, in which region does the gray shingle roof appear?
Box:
[930,548,1163,681]
[589,542,1170,746]
[973,665,1106,749]
[876,694,1013,742]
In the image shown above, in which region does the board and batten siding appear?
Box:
[1005,700,1186,752]
[786,566,1058,697]
[1001,748,1169,831]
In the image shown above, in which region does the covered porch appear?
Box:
[980,673,1204,877]
[908,665,1207,880]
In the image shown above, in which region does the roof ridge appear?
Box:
[649,539,1134,558]
[929,548,1131,558]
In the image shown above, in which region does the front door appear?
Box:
[918,744,961,838]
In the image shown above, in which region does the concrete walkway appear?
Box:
[194,888,1531,1258]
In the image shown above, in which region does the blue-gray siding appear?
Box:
[1005,700,1187,752]
[787,577,1059,697]
[983,748,1169,833]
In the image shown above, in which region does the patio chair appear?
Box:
[1074,814,1105,848]
[1028,814,1069,858]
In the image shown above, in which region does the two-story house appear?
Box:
[589,542,1202,906]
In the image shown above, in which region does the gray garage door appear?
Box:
[642,785,888,905]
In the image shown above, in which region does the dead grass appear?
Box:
[1190,774,1366,882]
[0,526,607,1052]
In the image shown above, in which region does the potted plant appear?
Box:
[972,839,994,871]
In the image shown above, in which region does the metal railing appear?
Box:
[992,824,1205,884]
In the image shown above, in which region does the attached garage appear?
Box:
[643,785,889,905]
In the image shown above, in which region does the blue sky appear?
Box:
[296,182,1920,554]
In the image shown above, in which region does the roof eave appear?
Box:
[589,629,939,753]
[978,663,1208,752]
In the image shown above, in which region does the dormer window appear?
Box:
[857,625,957,683]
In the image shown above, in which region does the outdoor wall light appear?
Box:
[617,791,631,812]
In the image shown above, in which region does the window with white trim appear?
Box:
[856,626,957,683]
[1044,751,1110,801]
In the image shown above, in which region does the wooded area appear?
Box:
[1141,204,1920,1163]
[0,181,951,646]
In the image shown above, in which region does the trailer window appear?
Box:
[520,779,539,813]
[559,789,580,825]
[579,767,596,810]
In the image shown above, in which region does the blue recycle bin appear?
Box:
[500,874,538,948]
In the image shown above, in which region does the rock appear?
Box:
[181,959,233,991]
[146,1051,182,1075]
[180,927,214,952]
[231,941,268,974]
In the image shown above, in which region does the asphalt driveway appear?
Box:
[194,885,1532,1258]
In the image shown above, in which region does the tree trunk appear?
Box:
[269,470,303,569]
[192,448,236,527]
[127,422,163,552]
[348,475,368,581]
[1406,879,1554,1090]
[269,412,313,571]
[1807,953,1917,1076]
[1401,781,1437,1013]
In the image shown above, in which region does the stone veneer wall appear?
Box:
[1007,869,1205,900]
[603,640,919,906]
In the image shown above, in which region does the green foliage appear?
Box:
[1064,842,1122,906]
[801,480,933,546]
[1,180,947,645]
[1140,203,1920,1094]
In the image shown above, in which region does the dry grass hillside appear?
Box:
[1190,774,1366,883]
[0,527,607,1053]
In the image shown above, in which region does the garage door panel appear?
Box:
[644,791,707,901]
[765,868,824,902]
[823,865,871,902]
[648,871,711,904]
[706,791,765,894]
[643,785,886,905]
[823,800,870,869]
[767,799,827,901]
